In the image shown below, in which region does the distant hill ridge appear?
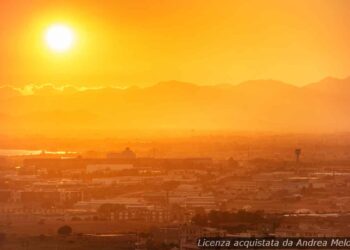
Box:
[1,76,350,133]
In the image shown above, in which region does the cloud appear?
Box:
[0,83,136,97]
[0,85,22,98]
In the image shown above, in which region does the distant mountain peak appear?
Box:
[237,79,295,87]
[152,80,198,88]
[305,75,350,94]
[2,76,350,133]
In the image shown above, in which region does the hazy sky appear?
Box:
[1,0,350,87]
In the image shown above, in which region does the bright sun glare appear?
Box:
[45,24,75,52]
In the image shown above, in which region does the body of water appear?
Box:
[0,149,76,156]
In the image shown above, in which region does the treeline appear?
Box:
[192,210,281,233]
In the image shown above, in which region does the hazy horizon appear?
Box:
[1,75,349,93]
[1,1,350,146]
[1,76,350,142]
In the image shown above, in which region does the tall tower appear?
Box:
[295,148,301,163]
[295,148,301,174]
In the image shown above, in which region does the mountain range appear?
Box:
[1,76,350,135]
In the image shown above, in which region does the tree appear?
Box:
[192,213,208,226]
[57,225,72,236]
[0,233,6,246]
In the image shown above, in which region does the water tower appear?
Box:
[294,148,301,174]
[295,148,301,163]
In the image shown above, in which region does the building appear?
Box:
[107,147,136,159]
[86,163,133,173]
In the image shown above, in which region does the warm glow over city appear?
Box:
[1,1,350,249]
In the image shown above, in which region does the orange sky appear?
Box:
[1,0,350,87]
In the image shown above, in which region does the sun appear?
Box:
[45,24,75,52]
